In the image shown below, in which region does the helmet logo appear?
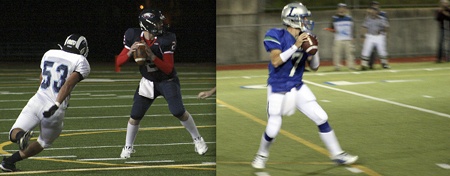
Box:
[287,7,298,17]
[66,39,76,46]
[142,13,155,19]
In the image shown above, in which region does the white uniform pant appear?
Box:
[265,84,328,138]
[361,34,387,59]
[10,94,65,148]
[333,40,355,69]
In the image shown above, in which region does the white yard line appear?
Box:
[0,163,216,175]
[303,80,450,119]
[3,142,216,152]
[0,103,215,111]
[217,67,450,80]
[0,113,215,123]
[124,160,174,164]
[0,125,216,135]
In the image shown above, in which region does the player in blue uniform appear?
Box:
[116,9,208,158]
[251,3,358,169]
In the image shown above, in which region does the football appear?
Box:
[301,34,318,55]
[133,43,147,65]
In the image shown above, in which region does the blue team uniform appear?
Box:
[264,28,311,93]
[122,28,186,118]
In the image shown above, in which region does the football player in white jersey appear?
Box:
[0,34,90,172]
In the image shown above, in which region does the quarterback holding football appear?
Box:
[251,2,358,169]
[115,9,208,159]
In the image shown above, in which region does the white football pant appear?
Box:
[10,93,65,148]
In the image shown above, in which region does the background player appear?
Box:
[1,34,90,172]
[251,2,358,169]
[368,1,389,69]
[326,3,356,71]
[115,9,208,158]
[360,7,390,70]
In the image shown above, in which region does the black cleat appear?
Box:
[18,131,33,150]
[0,157,18,172]
[382,63,390,69]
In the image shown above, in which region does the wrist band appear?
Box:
[280,45,298,62]
[55,102,61,107]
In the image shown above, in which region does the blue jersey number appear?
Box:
[41,61,69,93]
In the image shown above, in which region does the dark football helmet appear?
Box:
[62,34,89,58]
[139,9,165,35]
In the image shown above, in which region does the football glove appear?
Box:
[43,103,60,118]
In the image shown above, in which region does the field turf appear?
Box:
[217,62,450,176]
[0,62,216,175]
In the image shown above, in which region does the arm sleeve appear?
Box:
[152,34,176,75]
[116,48,130,67]
[116,29,137,68]
[153,53,174,74]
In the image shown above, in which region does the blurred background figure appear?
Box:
[198,87,216,99]
[436,0,450,63]
[326,3,356,71]
[368,1,389,69]
[360,6,390,70]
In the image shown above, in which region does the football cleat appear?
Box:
[194,137,208,155]
[120,146,135,159]
[251,154,268,169]
[331,152,358,165]
[18,131,33,151]
[0,157,17,172]
[382,63,390,69]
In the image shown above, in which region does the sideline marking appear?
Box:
[346,167,364,173]
[217,99,381,176]
[436,163,450,169]
[303,80,450,119]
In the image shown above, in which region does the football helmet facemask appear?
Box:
[62,34,89,58]
[281,2,314,32]
[139,9,165,35]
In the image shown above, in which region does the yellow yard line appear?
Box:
[217,99,382,176]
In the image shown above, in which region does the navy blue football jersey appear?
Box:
[123,28,177,82]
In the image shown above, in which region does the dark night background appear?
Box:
[0,0,215,63]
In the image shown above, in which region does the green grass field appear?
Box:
[217,62,450,176]
[0,62,216,175]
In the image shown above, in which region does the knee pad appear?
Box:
[37,136,51,149]
[171,109,185,118]
[311,106,328,125]
[300,101,328,125]
[265,115,282,138]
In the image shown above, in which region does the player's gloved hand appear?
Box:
[43,102,60,118]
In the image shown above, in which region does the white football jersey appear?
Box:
[37,49,90,108]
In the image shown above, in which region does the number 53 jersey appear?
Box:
[38,49,91,108]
